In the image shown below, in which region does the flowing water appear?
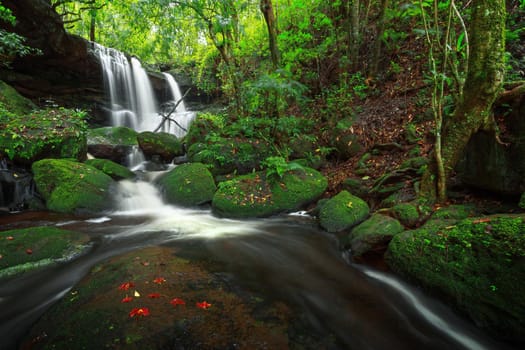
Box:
[0,176,517,350]
[0,46,517,349]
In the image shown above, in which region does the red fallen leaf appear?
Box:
[153,277,166,284]
[26,249,33,255]
[118,282,135,291]
[148,293,161,299]
[170,298,185,306]
[196,301,212,309]
[121,296,133,303]
[129,307,150,318]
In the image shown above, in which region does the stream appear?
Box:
[0,178,516,350]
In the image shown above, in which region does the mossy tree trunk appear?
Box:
[420,0,506,202]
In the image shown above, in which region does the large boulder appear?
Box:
[137,131,184,162]
[347,214,403,258]
[386,215,525,344]
[86,126,138,164]
[318,191,369,233]
[32,159,115,214]
[0,108,87,165]
[0,226,89,280]
[212,166,327,218]
[156,163,216,207]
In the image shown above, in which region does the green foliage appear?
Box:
[261,156,304,182]
[0,108,88,161]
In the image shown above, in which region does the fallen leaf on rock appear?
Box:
[6,236,14,240]
[121,296,133,303]
[153,277,166,284]
[196,301,212,309]
[26,249,33,255]
[118,282,135,291]
[170,298,185,307]
[129,307,150,318]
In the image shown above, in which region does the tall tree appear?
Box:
[420,0,506,201]
[260,0,280,68]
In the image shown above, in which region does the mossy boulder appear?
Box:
[0,80,36,115]
[188,137,272,176]
[431,203,478,220]
[0,108,88,165]
[319,191,370,233]
[86,126,138,164]
[137,131,184,162]
[391,203,420,227]
[156,163,216,207]
[84,158,135,180]
[386,215,525,344]
[0,226,88,279]
[32,159,115,214]
[212,167,327,218]
[347,214,403,257]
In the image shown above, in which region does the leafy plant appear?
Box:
[262,156,303,182]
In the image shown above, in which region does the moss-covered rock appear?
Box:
[431,203,478,220]
[0,80,36,115]
[332,117,362,160]
[319,191,369,233]
[137,131,184,162]
[184,112,226,146]
[0,226,88,279]
[391,203,420,227]
[212,167,327,218]
[32,159,115,214]
[342,177,371,199]
[347,214,403,257]
[0,108,88,164]
[86,126,138,164]
[188,137,272,176]
[156,163,216,207]
[84,158,135,180]
[386,215,525,344]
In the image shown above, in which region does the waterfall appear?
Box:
[92,43,194,137]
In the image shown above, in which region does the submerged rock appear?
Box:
[386,215,525,344]
[0,226,89,280]
[156,162,216,207]
[32,159,115,214]
[212,166,327,218]
[20,246,306,349]
[318,190,369,233]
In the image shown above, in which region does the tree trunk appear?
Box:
[420,0,506,201]
[349,0,360,71]
[260,0,280,68]
[369,0,389,77]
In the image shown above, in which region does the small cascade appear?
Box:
[92,42,194,137]
[126,146,146,171]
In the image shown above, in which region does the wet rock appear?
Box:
[32,159,115,214]
[84,159,135,181]
[386,215,525,344]
[212,166,327,218]
[318,190,369,233]
[156,162,216,207]
[137,131,184,162]
[0,226,89,280]
[347,214,403,258]
[87,126,138,164]
[0,166,37,212]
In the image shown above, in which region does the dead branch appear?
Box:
[154,88,192,133]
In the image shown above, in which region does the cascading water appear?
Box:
[92,43,195,137]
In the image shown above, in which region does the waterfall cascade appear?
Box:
[93,43,195,137]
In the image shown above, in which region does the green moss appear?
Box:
[137,131,183,161]
[84,159,135,180]
[212,167,327,218]
[87,126,138,146]
[156,163,216,207]
[386,215,525,342]
[0,80,36,115]
[348,214,403,257]
[32,159,115,214]
[0,226,88,279]
[319,191,370,233]
[0,108,87,163]
[391,203,420,227]
[431,203,478,220]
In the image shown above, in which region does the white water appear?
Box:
[93,43,194,137]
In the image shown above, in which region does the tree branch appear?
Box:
[154,88,192,133]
